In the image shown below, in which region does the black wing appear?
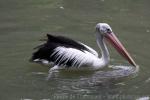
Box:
[30,34,97,66]
[46,34,90,51]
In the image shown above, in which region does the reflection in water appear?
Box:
[136,96,150,100]
[47,65,138,86]
[41,65,139,99]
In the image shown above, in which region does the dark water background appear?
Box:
[0,0,150,100]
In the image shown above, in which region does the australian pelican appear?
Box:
[30,23,137,71]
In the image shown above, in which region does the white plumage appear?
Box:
[51,46,100,67]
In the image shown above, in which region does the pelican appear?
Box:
[30,23,137,72]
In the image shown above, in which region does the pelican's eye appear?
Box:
[106,28,111,33]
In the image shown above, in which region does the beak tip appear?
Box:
[131,62,138,68]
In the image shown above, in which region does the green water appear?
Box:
[0,0,150,100]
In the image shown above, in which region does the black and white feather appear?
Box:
[31,34,99,68]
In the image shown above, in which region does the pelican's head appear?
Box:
[96,23,137,67]
[96,23,112,35]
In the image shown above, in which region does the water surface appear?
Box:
[0,0,150,100]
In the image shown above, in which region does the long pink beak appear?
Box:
[105,32,137,67]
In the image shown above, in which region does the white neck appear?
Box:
[93,33,110,68]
